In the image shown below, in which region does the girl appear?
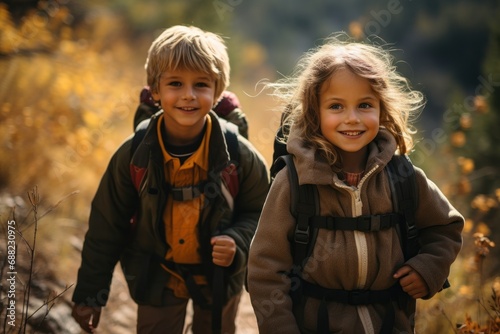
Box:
[247,34,464,333]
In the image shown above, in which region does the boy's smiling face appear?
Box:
[152,68,217,145]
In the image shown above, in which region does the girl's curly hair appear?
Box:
[270,33,425,166]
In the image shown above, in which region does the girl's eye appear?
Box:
[329,104,342,110]
[359,102,372,109]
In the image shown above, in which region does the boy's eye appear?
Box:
[168,81,182,87]
[195,82,209,87]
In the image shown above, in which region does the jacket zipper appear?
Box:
[353,165,378,288]
[333,164,380,334]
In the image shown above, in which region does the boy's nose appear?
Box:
[182,87,196,100]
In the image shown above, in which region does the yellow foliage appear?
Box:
[0,5,142,206]
[457,157,474,175]
[474,95,489,114]
[348,21,364,40]
[473,231,495,254]
[494,278,500,300]
[471,194,498,212]
[457,177,472,195]
[451,131,467,147]
[458,285,474,298]
[463,218,474,233]
[459,113,472,129]
[82,110,102,128]
[241,42,267,67]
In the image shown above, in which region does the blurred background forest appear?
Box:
[0,0,500,333]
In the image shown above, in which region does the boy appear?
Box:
[71,25,269,334]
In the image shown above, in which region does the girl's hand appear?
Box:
[211,235,236,267]
[393,265,429,299]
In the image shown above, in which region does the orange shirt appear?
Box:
[156,114,212,298]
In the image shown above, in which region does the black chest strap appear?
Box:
[310,213,402,232]
[299,278,399,334]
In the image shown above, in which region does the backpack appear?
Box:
[128,89,246,334]
[269,124,448,333]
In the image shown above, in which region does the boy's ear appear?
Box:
[151,90,160,102]
[213,93,222,107]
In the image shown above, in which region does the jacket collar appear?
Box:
[138,110,231,170]
[286,126,397,186]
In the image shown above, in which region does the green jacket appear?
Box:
[73,111,269,307]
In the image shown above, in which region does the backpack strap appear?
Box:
[276,155,319,268]
[218,120,240,200]
[131,121,149,155]
[385,155,419,261]
[274,155,319,329]
[386,155,450,290]
[220,120,240,164]
[129,118,152,193]
[211,266,225,334]
[270,112,291,179]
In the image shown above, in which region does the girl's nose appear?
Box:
[345,108,361,124]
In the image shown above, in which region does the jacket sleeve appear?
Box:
[72,139,138,306]
[220,136,269,275]
[405,167,464,298]
[247,167,301,334]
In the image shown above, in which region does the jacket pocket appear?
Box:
[120,249,169,306]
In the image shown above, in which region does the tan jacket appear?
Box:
[248,128,464,333]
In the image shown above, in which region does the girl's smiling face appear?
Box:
[319,67,381,168]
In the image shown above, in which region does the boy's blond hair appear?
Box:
[272,33,425,166]
[145,25,230,101]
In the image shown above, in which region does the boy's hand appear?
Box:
[211,235,236,267]
[71,304,101,333]
[393,265,429,299]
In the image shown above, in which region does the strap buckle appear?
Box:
[170,184,203,201]
[370,215,381,231]
[358,215,382,231]
[348,290,367,305]
[182,186,194,201]
[294,224,310,244]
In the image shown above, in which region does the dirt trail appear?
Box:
[94,267,259,333]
